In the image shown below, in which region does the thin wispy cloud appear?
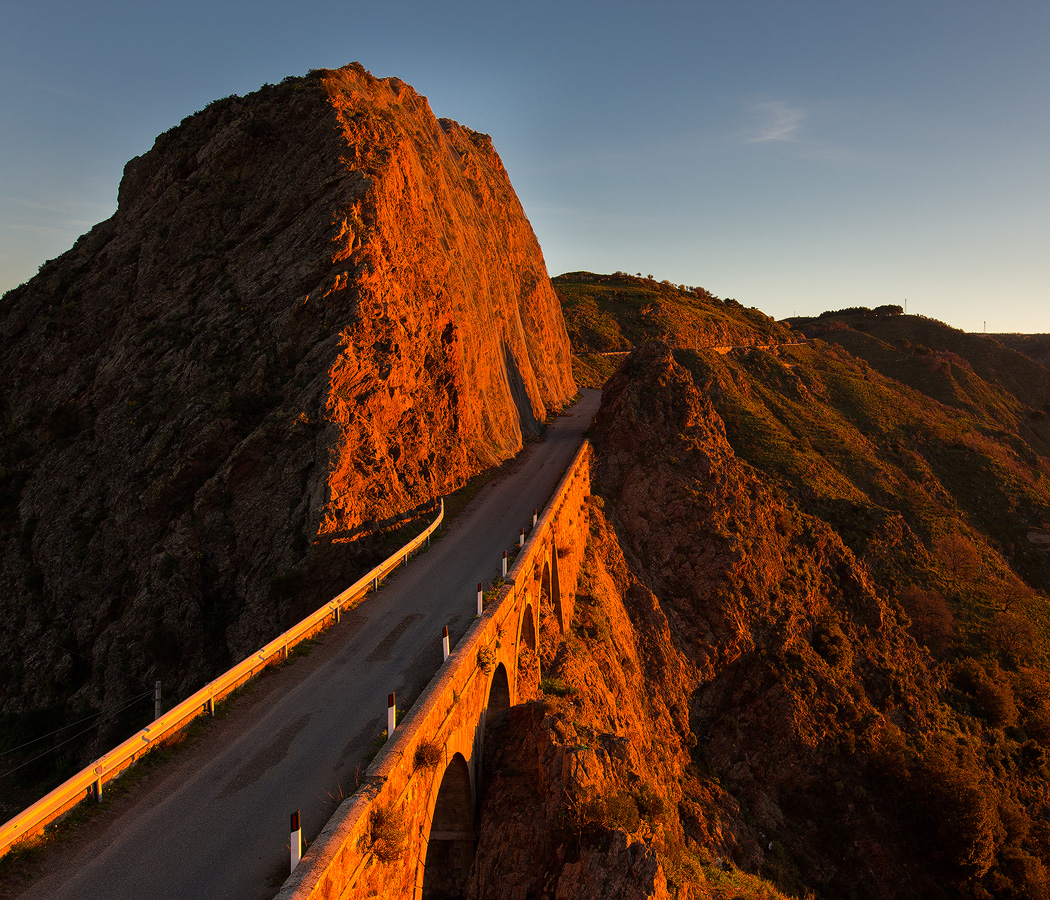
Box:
[735,100,883,167]
[744,101,808,144]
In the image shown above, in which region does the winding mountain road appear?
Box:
[17,389,601,900]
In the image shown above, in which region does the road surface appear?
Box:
[18,389,601,900]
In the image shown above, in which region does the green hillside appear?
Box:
[678,338,1050,657]
[554,271,793,387]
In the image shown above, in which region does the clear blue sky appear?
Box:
[2,1,1048,333]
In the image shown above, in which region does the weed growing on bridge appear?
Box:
[482,578,505,606]
[476,645,497,675]
[413,739,443,770]
[367,804,407,863]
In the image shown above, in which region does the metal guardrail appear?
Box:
[0,499,444,859]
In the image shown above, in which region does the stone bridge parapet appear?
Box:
[277,440,593,900]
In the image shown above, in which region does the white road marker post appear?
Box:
[519,528,525,548]
[442,626,450,661]
[502,551,508,577]
[154,681,162,721]
[290,810,302,873]
[533,509,538,527]
[477,583,483,616]
[387,692,396,738]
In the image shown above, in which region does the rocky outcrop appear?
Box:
[469,504,694,900]
[590,343,937,897]
[0,63,574,793]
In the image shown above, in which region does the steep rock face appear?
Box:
[316,67,574,533]
[0,64,574,787]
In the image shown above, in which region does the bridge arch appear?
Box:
[518,600,537,653]
[486,663,510,714]
[541,543,564,632]
[420,752,475,900]
[550,542,562,629]
[517,599,539,699]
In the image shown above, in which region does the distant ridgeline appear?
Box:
[553,270,793,387]
[816,304,904,318]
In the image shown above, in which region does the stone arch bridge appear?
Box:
[277,441,593,900]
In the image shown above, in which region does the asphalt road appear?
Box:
[19,388,600,900]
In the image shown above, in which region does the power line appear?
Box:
[0,688,156,759]
[0,688,153,781]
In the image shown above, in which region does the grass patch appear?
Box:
[700,864,797,899]
[482,577,506,609]
[540,675,571,697]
